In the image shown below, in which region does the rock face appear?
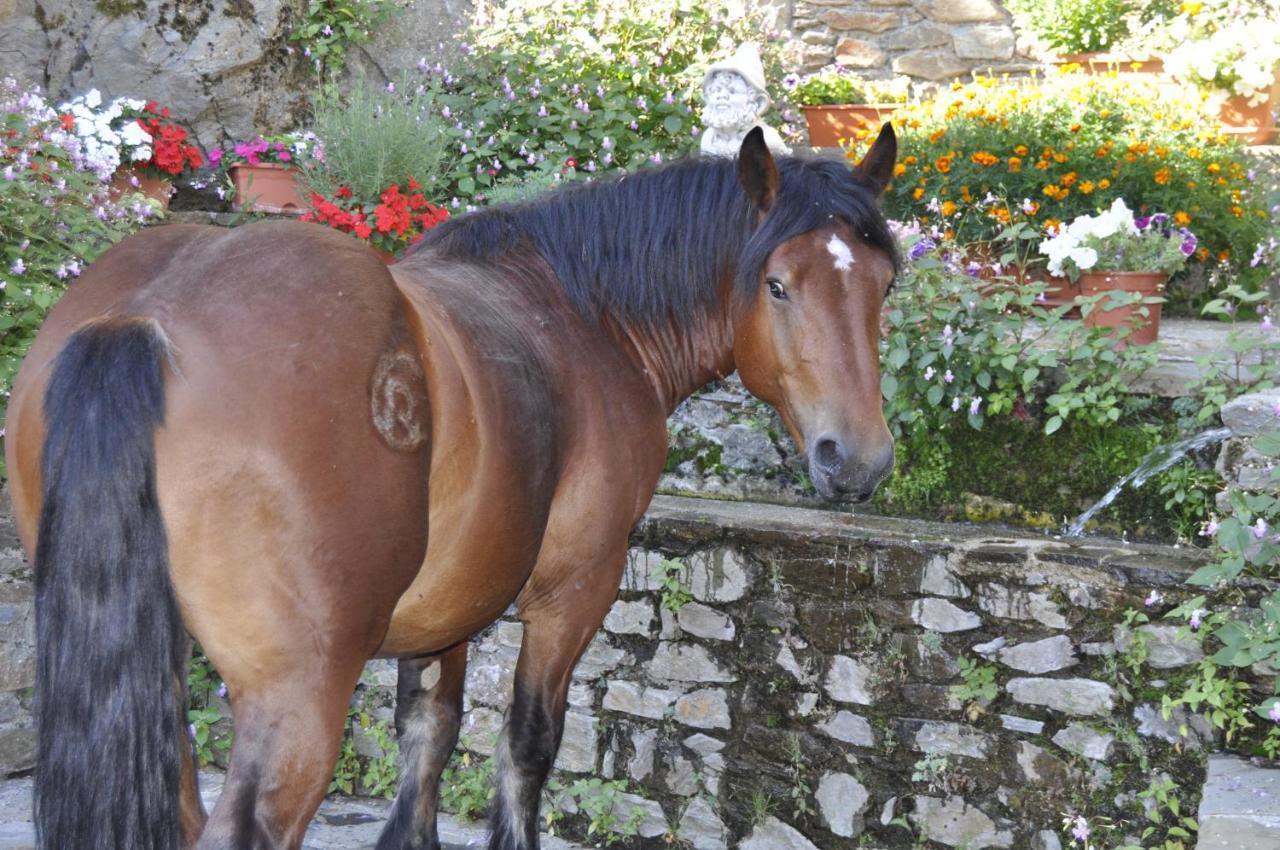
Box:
[0,0,469,149]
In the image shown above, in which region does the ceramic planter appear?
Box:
[229,162,307,214]
[801,104,900,147]
[1078,270,1166,345]
[109,166,172,209]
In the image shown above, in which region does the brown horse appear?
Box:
[4,126,899,850]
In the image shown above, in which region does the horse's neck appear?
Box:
[607,301,735,415]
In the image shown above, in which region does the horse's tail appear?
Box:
[34,318,187,850]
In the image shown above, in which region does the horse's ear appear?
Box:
[737,127,779,214]
[854,122,897,196]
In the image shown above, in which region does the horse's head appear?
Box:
[731,125,899,503]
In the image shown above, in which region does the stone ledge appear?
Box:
[1197,754,1280,849]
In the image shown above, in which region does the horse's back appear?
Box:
[7,221,432,674]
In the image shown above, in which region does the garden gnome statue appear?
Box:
[700,42,791,158]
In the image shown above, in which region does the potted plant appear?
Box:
[211,133,316,214]
[296,75,452,261]
[1163,19,1280,143]
[786,69,909,147]
[1006,0,1135,63]
[1039,198,1198,345]
[59,90,168,204]
[109,100,204,207]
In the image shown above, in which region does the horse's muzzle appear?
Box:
[809,432,895,503]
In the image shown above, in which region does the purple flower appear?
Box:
[1270,703,1280,723]
[944,369,954,384]
[9,259,24,275]
[951,397,961,412]
[386,82,395,93]
[907,237,935,261]
[217,683,228,698]
[782,73,800,90]
[968,397,982,416]
[188,723,197,739]
[441,105,452,119]
[924,366,936,380]
[1135,215,1151,230]
[322,24,332,36]
[1071,816,1090,842]
[635,96,647,110]
[1180,230,1198,256]
[1144,590,1162,607]
[1190,608,1206,630]
[942,324,954,342]
[1203,517,1220,536]
[1252,518,1268,539]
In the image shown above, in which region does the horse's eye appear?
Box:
[766,278,788,301]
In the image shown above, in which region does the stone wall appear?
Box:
[0,0,470,148]
[455,496,1215,848]
[784,0,1037,79]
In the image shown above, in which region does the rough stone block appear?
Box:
[1198,754,1280,849]
[604,599,655,636]
[925,0,1006,22]
[1221,390,1280,437]
[953,24,1016,60]
[999,714,1045,734]
[629,728,657,781]
[834,37,888,68]
[1133,703,1213,749]
[674,688,731,729]
[1007,677,1115,716]
[879,23,952,50]
[922,556,971,598]
[909,719,993,758]
[998,635,1077,674]
[574,635,631,679]
[817,772,869,837]
[666,752,700,796]
[677,602,736,641]
[1113,624,1204,669]
[678,796,728,850]
[912,597,982,632]
[683,733,726,755]
[459,707,503,754]
[624,548,667,591]
[610,793,667,838]
[0,692,34,776]
[646,642,735,684]
[824,654,877,704]
[819,9,900,32]
[553,711,598,773]
[688,549,754,603]
[739,816,820,850]
[909,795,1013,848]
[978,583,1068,628]
[1052,723,1115,761]
[602,681,682,720]
[819,710,876,747]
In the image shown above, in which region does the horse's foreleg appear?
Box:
[376,644,468,850]
[194,665,363,850]
[489,550,628,850]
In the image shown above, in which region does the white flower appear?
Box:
[1069,246,1099,270]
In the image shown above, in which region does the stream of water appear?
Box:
[1064,427,1232,538]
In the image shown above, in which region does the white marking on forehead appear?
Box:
[826,234,856,271]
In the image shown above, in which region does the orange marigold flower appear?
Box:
[894,163,907,177]
[1207,162,1221,174]
[936,156,953,173]
[1218,250,1230,261]
[1014,144,1029,156]
[1124,153,1137,162]
[1043,217,1061,233]
[1070,123,1081,132]
[1061,171,1078,186]
[941,200,957,217]
[1231,205,1244,217]
[1187,181,1197,189]
[1154,167,1171,185]
[1174,211,1191,226]
[971,151,999,166]
[1196,246,1210,261]
[929,129,946,143]
[1035,160,1050,170]
[903,155,918,166]
[1098,178,1111,189]
[1008,156,1022,172]
[1155,147,1168,157]
[913,187,925,200]
[1079,180,1095,194]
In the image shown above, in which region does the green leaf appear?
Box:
[1044,415,1063,435]
[662,114,684,134]
[1254,432,1280,457]
[927,385,944,407]
[881,374,898,401]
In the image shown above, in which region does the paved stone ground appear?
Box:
[1197,754,1280,849]
[0,771,588,850]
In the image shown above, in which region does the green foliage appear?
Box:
[187,705,230,767]
[0,81,161,463]
[1006,0,1133,53]
[419,0,793,204]
[558,777,644,844]
[658,557,692,613]
[882,224,1158,438]
[289,0,398,78]
[789,68,910,107]
[440,748,495,819]
[950,656,999,721]
[1137,775,1199,848]
[297,74,451,203]
[786,734,813,819]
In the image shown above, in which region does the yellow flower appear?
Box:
[929,129,946,144]
[941,200,957,217]
[1008,156,1023,172]
[1207,162,1221,174]
[1014,144,1029,156]
[1174,211,1191,226]
[1079,180,1095,194]
[1043,217,1061,233]
[913,187,925,200]
[894,163,907,177]
[1231,205,1244,217]
[1187,147,1202,159]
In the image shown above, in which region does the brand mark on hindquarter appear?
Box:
[371,350,428,450]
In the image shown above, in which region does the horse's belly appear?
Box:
[376,472,548,656]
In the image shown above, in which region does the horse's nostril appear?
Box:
[815,436,842,474]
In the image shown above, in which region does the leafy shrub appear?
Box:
[845,72,1270,311]
[787,67,910,107]
[0,78,162,453]
[290,0,398,78]
[417,0,794,203]
[1006,0,1134,54]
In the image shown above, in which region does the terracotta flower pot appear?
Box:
[1218,93,1277,145]
[371,245,396,265]
[1054,52,1164,75]
[1078,271,1166,345]
[802,104,900,147]
[109,165,172,209]
[229,162,306,214]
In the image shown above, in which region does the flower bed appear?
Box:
[843,72,1270,314]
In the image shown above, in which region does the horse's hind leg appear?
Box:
[489,549,629,850]
[376,643,468,850]
[180,731,208,848]
[194,663,364,850]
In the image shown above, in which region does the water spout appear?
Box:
[1064,427,1231,538]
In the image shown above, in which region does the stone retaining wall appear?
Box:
[455,496,1216,848]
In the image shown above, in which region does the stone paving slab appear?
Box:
[0,772,588,850]
[1197,754,1280,849]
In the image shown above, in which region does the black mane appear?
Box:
[411,153,901,328]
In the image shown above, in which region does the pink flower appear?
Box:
[208,148,223,167]
[1203,518,1220,536]
[1270,703,1280,723]
[1190,608,1206,630]
[944,369,954,384]
[1253,518,1269,540]
[1071,816,1090,842]
[1144,590,1161,607]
